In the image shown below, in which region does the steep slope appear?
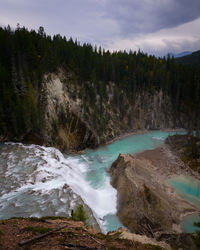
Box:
[109,149,200,236]
[40,72,99,151]
[0,217,171,250]
[36,70,183,151]
[176,50,200,66]
[0,26,199,151]
[0,67,188,151]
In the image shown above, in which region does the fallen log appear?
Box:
[18,225,68,246]
[82,228,105,247]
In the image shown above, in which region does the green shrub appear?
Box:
[71,205,88,223]
[24,226,51,235]
[28,217,46,222]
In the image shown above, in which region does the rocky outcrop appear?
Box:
[0,67,187,151]
[35,70,186,151]
[132,91,177,129]
[39,72,99,151]
[4,67,188,152]
[116,228,171,250]
[166,134,200,173]
[109,152,200,237]
[110,154,175,235]
[158,232,195,250]
[119,229,195,250]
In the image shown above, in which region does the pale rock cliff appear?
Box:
[41,72,99,151]
[37,70,184,151]
[109,153,199,237]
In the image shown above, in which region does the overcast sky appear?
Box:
[1,0,200,56]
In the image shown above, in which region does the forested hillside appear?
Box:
[0,25,200,150]
[176,50,200,67]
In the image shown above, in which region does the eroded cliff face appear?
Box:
[132,91,176,129]
[35,70,184,151]
[40,72,99,151]
[0,67,186,151]
[109,152,199,237]
[109,154,175,235]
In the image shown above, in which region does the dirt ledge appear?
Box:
[0,217,170,250]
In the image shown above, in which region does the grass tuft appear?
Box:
[24,226,51,235]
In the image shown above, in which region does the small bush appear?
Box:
[71,205,88,223]
[24,226,51,235]
[28,217,46,222]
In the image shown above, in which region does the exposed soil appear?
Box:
[135,143,200,218]
[135,145,188,177]
[165,134,200,173]
[136,142,199,180]
[0,217,164,250]
[109,142,200,240]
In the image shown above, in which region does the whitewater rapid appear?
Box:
[0,142,117,232]
[0,131,184,232]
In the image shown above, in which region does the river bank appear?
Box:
[135,144,194,179]
[63,128,186,155]
[97,128,186,152]
[109,142,200,238]
[0,131,189,235]
[136,144,200,220]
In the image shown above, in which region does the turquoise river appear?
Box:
[0,130,199,233]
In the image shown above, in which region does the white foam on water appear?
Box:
[0,142,117,231]
[152,136,165,140]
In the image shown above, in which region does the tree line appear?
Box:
[0,25,199,139]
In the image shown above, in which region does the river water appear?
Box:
[0,130,189,232]
[169,176,200,233]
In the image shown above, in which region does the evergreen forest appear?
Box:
[0,25,200,142]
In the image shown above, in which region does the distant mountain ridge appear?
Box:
[164,51,192,58]
[174,51,192,58]
[176,50,200,66]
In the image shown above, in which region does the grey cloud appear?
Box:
[0,0,107,41]
[161,37,200,54]
[0,0,200,55]
[105,0,200,36]
[2,0,200,40]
